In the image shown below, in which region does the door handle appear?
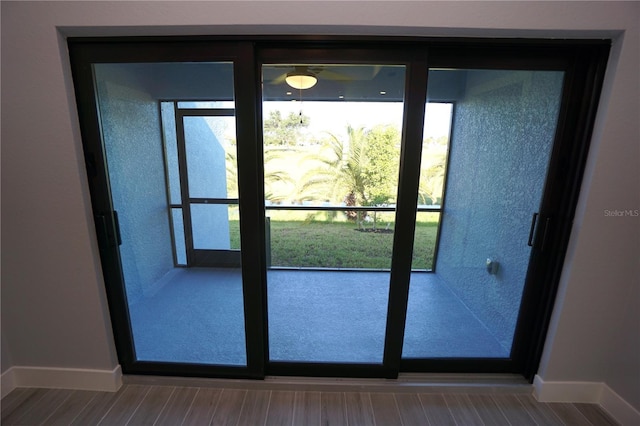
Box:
[528,213,551,252]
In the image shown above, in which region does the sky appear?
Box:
[262,101,452,141]
[207,100,452,146]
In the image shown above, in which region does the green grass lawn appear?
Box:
[231,216,439,269]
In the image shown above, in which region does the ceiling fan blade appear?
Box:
[265,65,362,85]
[269,72,288,84]
[371,65,383,78]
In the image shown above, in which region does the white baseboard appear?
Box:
[534,375,640,425]
[1,368,17,399]
[533,374,603,403]
[600,384,640,426]
[1,365,122,398]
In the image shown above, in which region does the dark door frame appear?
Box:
[68,36,609,382]
[174,104,243,268]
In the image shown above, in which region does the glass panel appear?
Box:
[263,63,405,363]
[171,208,187,265]
[161,102,181,204]
[93,62,246,366]
[410,102,453,271]
[191,204,240,250]
[419,103,452,208]
[403,68,564,358]
[412,212,440,270]
[184,116,238,199]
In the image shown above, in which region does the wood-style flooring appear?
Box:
[1,384,619,425]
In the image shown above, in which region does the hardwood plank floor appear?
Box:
[516,393,565,425]
[69,386,125,425]
[41,390,99,426]
[154,386,198,426]
[97,384,150,425]
[392,393,426,426]
[1,384,620,425]
[126,385,175,425]
[1,388,43,424]
[369,393,402,425]
[344,392,375,426]
[265,390,296,425]
[236,390,270,426]
[443,393,485,425]
[466,393,510,425]
[419,393,457,425]
[293,391,321,426]
[181,387,221,425]
[320,391,346,425]
[210,389,246,425]
[490,394,537,426]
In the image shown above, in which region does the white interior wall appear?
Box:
[1,0,638,413]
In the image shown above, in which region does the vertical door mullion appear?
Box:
[174,106,196,266]
[234,43,267,378]
[383,56,430,377]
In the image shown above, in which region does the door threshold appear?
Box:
[123,373,532,394]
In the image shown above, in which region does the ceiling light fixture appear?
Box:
[285,69,318,90]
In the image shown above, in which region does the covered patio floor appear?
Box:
[128,268,509,366]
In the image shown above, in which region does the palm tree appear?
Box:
[297,125,400,225]
[297,126,367,206]
[417,150,447,206]
[225,149,293,203]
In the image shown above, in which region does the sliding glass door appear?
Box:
[403,68,564,360]
[96,62,250,367]
[69,37,609,380]
[70,42,266,378]
[261,62,406,367]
